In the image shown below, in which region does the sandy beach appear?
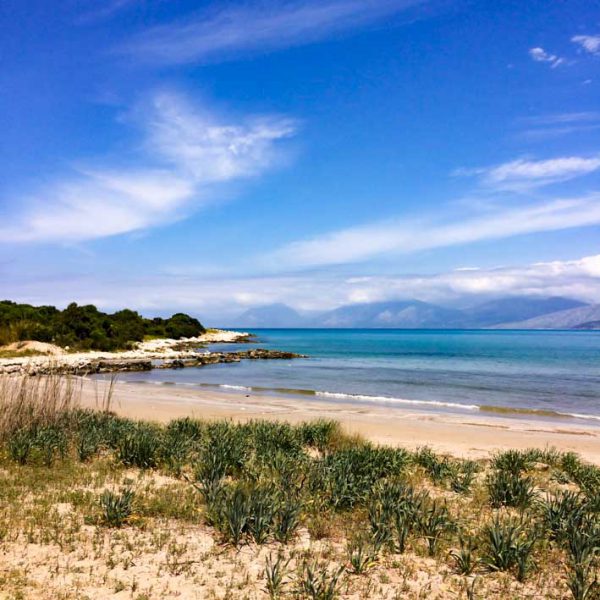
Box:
[81,377,600,464]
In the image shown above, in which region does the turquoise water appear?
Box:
[119,329,600,422]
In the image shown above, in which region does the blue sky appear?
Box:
[1,0,600,323]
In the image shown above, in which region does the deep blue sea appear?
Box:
[119,329,600,423]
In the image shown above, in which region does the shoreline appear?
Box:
[81,378,600,464]
[0,329,304,376]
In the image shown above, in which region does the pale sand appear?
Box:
[81,378,600,464]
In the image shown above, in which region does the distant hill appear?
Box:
[231,296,595,329]
[234,303,307,328]
[312,300,467,328]
[497,304,600,330]
[462,296,585,327]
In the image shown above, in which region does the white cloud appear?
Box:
[269,195,600,269]
[523,112,600,125]
[572,35,600,55]
[1,92,295,243]
[456,155,600,190]
[529,47,564,68]
[120,0,424,65]
[482,156,600,187]
[4,254,600,321]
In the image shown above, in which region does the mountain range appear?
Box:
[230,297,599,329]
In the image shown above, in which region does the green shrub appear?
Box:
[299,420,340,452]
[417,499,454,556]
[491,450,534,475]
[99,488,134,527]
[115,423,161,468]
[486,470,536,509]
[481,517,536,581]
[7,429,35,464]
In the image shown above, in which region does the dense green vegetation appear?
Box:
[0,300,205,351]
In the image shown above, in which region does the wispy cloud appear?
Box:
[529,47,564,68]
[76,0,139,24]
[522,112,600,126]
[517,112,600,140]
[456,155,600,190]
[268,195,600,269]
[1,92,296,243]
[572,34,600,56]
[119,0,425,65]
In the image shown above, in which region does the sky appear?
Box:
[1,0,600,323]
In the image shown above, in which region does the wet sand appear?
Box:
[81,378,600,464]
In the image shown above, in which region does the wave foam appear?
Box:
[315,391,479,411]
[220,384,252,391]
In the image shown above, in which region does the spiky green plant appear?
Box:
[449,460,480,494]
[486,469,536,509]
[264,552,291,599]
[274,495,301,543]
[7,429,35,464]
[115,423,161,468]
[297,561,344,600]
[346,533,378,574]
[217,484,251,547]
[491,449,534,475]
[99,488,134,527]
[247,485,278,545]
[417,499,454,556]
[450,536,478,575]
[481,517,536,581]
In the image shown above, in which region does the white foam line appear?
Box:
[220,384,252,391]
[562,412,600,422]
[315,391,479,411]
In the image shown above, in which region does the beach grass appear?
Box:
[0,378,598,598]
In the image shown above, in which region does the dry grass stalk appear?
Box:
[0,373,81,439]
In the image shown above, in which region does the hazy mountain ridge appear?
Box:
[496,304,600,330]
[232,296,593,329]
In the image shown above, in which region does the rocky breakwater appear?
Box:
[0,348,306,376]
[157,349,306,369]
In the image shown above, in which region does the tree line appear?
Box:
[0,300,205,351]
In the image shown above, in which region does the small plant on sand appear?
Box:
[264,552,291,599]
[481,517,536,581]
[450,536,478,575]
[217,483,251,546]
[273,495,302,543]
[449,460,480,494]
[486,469,536,509]
[99,488,135,527]
[540,491,585,543]
[346,532,378,574]
[297,561,344,600]
[564,517,599,600]
[417,499,455,557]
[247,484,278,545]
[491,449,534,475]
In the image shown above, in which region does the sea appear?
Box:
[117,329,600,424]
